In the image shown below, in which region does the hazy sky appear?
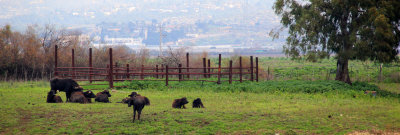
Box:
[0,0,278,30]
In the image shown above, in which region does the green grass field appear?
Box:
[0,80,399,134]
[198,57,400,83]
[256,57,400,82]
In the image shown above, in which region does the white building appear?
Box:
[104,36,144,48]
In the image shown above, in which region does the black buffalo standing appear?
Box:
[192,98,205,108]
[172,97,189,109]
[127,94,150,122]
[50,78,83,102]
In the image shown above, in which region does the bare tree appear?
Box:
[160,46,188,67]
[138,47,150,66]
[40,24,74,53]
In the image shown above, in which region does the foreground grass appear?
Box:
[0,81,399,134]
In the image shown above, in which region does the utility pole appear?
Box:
[159,23,166,57]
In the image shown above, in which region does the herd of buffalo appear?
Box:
[47,78,204,122]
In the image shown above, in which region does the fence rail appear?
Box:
[54,46,259,88]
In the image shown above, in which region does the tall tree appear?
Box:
[273,0,400,84]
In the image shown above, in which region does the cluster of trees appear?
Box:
[0,25,151,81]
[0,24,217,81]
[0,24,70,80]
[274,0,400,84]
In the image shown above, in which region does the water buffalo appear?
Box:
[116,97,131,104]
[192,98,205,108]
[128,92,139,97]
[46,90,63,103]
[95,90,112,103]
[117,92,140,104]
[172,97,189,109]
[84,90,96,103]
[50,78,83,102]
[70,90,96,104]
[127,94,150,122]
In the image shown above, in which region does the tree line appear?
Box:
[0,24,234,81]
[0,24,154,81]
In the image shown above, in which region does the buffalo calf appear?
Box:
[128,94,150,122]
[117,97,130,104]
[128,92,139,97]
[117,92,141,104]
[83,90,96,103]
[46,90,63,103]
[70,90,96,104]
[172,97,188,109]
[95,90,112,103]
[192,98,205,108]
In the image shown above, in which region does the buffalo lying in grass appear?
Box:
[172,97,188,109]
[70,90,96,104]
[117,92,140,104]
[127,94,150,122]
[128,92,139,97]
[95,90,112,103]
[117,97,130,104]
[84,90,96,103]
[50,78,83,102]
[46,90,63,103]
[192,98,205,108]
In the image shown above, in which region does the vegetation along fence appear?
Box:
[53,45,259,88]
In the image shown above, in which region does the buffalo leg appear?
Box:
[66,92,71,102]
[138,109,142,120]
[133,108,136,122]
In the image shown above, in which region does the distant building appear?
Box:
[104,36,144,48]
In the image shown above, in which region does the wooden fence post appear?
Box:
[203,58,207,78]
[126,64,130,79]
[89,48,92,83]
[156,65,159,79]
[71,49,75,79]
[179,64,182,81]
[239,56,242,83]
[208,59,211,78]
[250,56,254,81]
[54,45,58,77]
[256,57,259,82]
[186,52,190,79]
[267,66,270,81]
[166,65,169,86]
[161,64,164,79]
[141,65,144,80]
[109,48,114,89]
[115,62,118,79]
[217,54,221,84]
[229,60,232,84]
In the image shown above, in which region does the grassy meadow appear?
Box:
[255,57,400,82]
[0,80,399,135]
